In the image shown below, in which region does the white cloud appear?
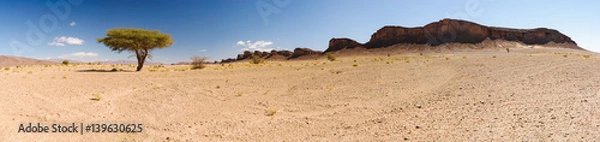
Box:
[48,42,65,46]
[71,52,98,57]
[69,21,76,26]
[58,52,99,59]
[236,41,245,46]
[198,49,207,52]
[48,36,84,46]
[236,40,274,52]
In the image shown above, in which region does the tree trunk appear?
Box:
[135,49,147,71]
[136,58,145,71]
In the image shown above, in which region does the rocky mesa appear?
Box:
[221,48,322,63]
[328,18,580,52]
[224,19,582,63]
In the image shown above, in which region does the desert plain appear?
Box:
[1,47,599,141]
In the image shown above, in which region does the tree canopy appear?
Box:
[97,28,174,71]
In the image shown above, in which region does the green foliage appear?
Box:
[191,56,208,70]
[97,28,174,71]
[92,93,102,101]
[325,52,336,61]
[352,63,358,67]
[250,55,264,64]
[62,60,69,65]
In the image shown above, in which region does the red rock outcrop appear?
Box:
[291,48,323,59]
[221,19,581,63]
[327,38,363,52]
[222,49,298,63]
[327,19,580,52]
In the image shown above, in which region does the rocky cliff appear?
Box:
[222,19,581,63]
[328,19,580,52]
[221,48,321,63]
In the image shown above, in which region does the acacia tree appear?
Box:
[97,28,174,71]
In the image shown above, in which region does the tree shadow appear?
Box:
[76,69,135,72]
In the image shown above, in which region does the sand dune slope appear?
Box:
[1,48,599,141]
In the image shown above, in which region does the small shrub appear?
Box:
[250,55,264,64]
[445,57,450,60]
[462,56,467,59]
[492,55,496,58]
[352,64,358,67]
[326,52,336,61]
[236,92,243,97]
[563,55,568,58]
[265,108,278,116]
[583,54,591,59]
[4,67,9,71]
[191,56,208,70]
[62,75,67,79]
[92,93,102,101]
[216,85,220,89]
[62,60,69,65]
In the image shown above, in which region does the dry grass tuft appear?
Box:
[265,108,278,116]
[326,52,336,61]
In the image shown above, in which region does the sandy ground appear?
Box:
[1,48,599,141]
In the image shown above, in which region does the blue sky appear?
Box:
[1,0,598,63]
